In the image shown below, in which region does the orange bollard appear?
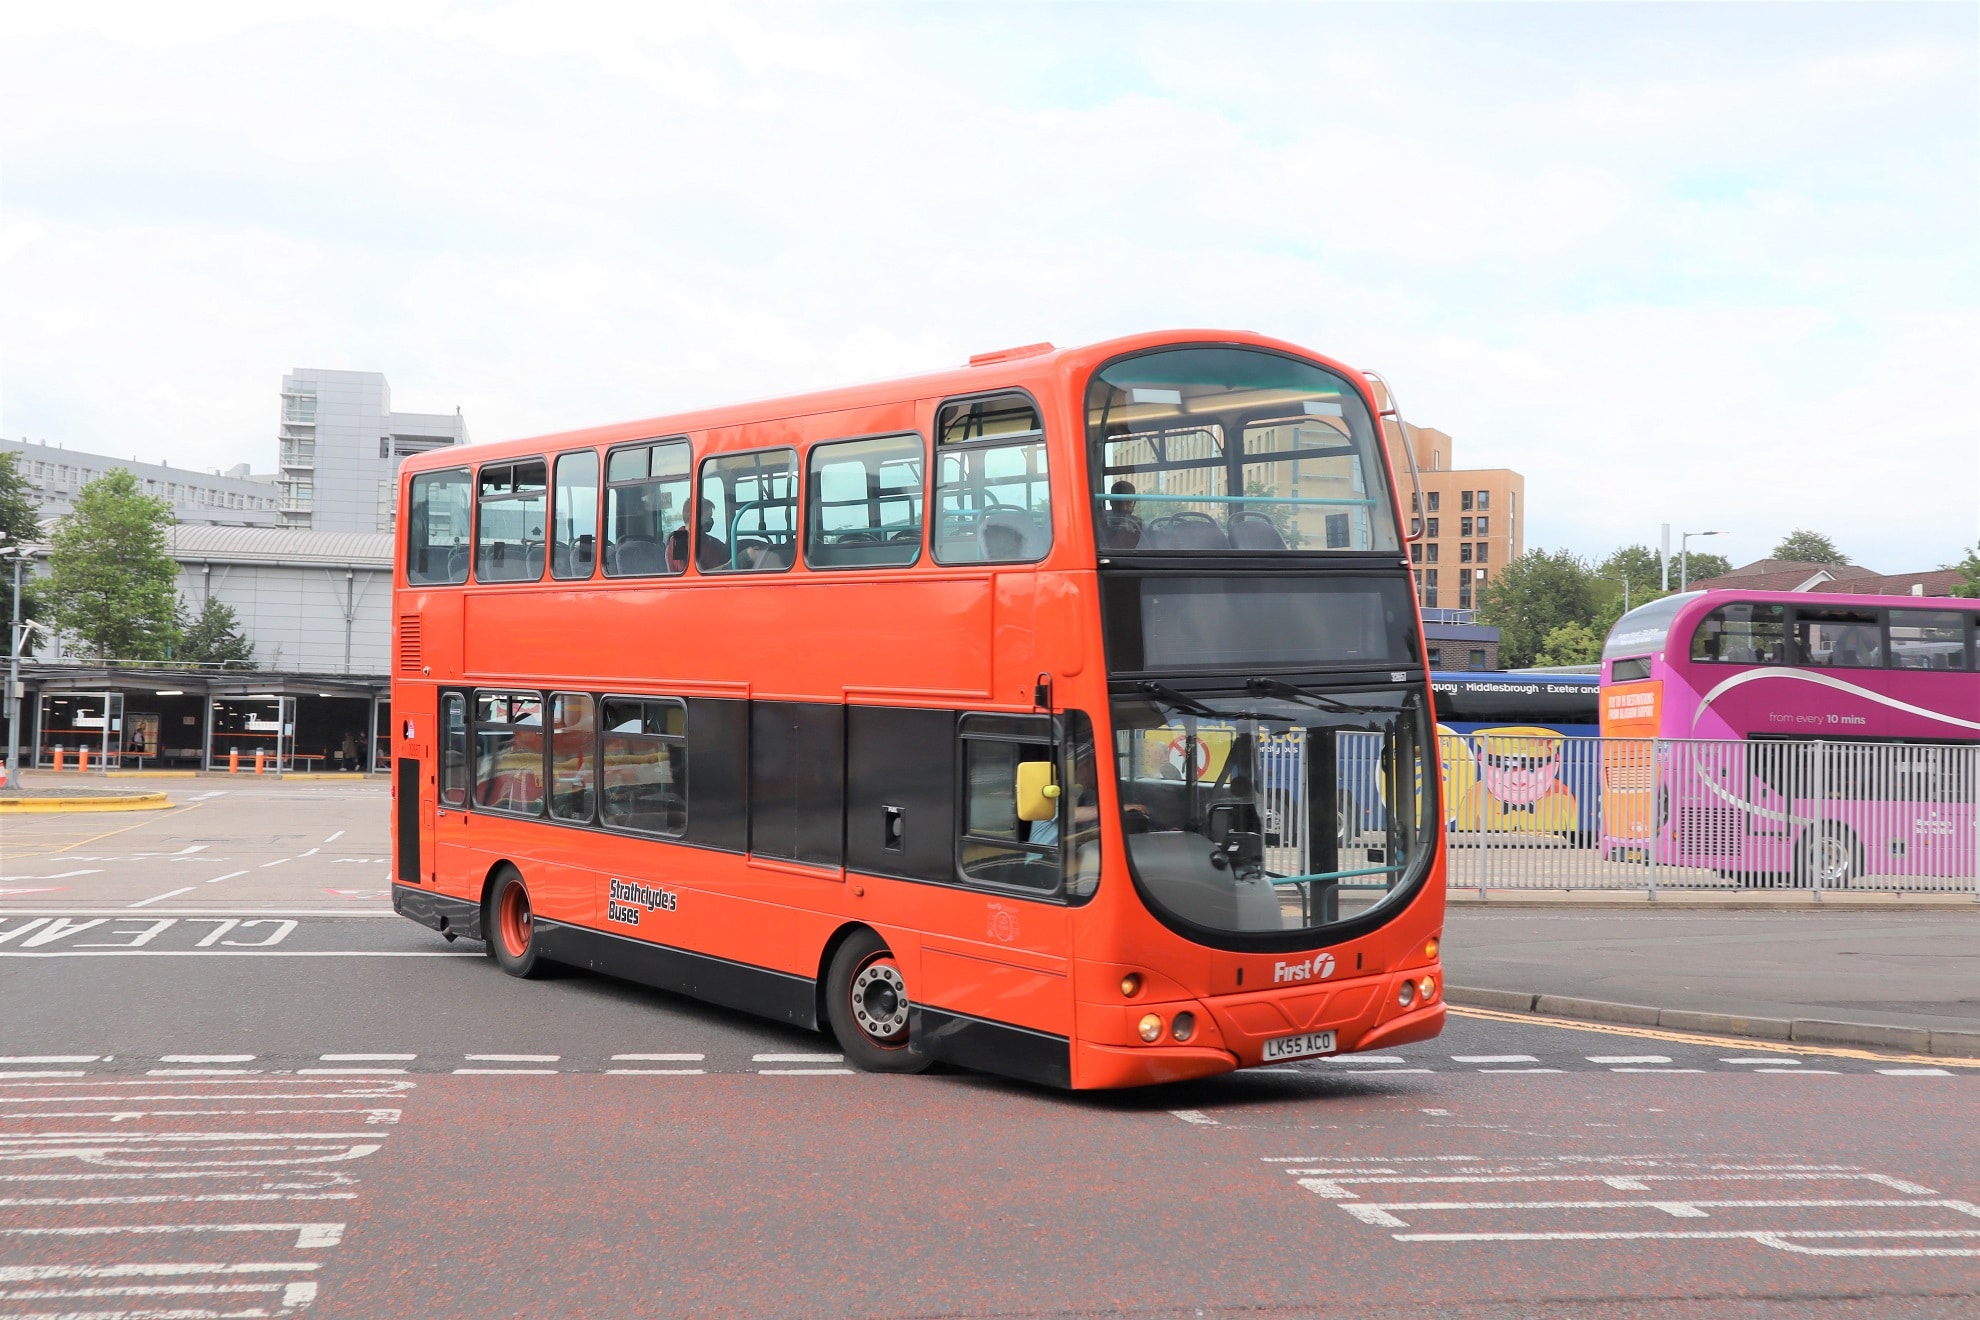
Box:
[77,746,88,773]
[229,748,240,774]
[53,747,65,772]
[254,749,266,775]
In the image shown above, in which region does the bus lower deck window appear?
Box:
[600,697,686,834]
[549,693,596,822]
[473,691,545,816]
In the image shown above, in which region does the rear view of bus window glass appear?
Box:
[933,394,1051,564]
[1084,347,1396,555]
[1888,610,1970,670]
[806,434,924,568]
[473,691,545,816]
[407,469,472,585]
[1689,602,1784,664]
[439,693,468,807]
[605,440,691,577]
[600,697,686,834]
[1795,609,1883,668]
[548,693,596,821]
[551,451,599,580]
[476,460,548,582]
[701,450,797,573]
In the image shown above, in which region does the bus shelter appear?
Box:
[34,691,124,769]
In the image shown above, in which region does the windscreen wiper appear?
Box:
[1245,676,1357,714]
[1135,681,1223,720]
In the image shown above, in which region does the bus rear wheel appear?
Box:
[825,930,931,1075]
[487,867,551,979]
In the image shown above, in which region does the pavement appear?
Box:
[0,779,1976,1315]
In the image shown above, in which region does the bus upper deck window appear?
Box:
[1690,602,1785,665]
[700,450,798,574]
[407,468,471,585]
[476,460,548,583]
[1888,610,1970,671]
[551,451,599,580]
[1794,608,1883,668]
[933,392,1051,565]
[806,434,924,569]
[604,439,691,577]
[1084,347,1397,557]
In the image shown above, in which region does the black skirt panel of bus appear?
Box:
[845,705,957,884]
[394,756,420,884]
[685,698,749,853]
[749,701,846,868]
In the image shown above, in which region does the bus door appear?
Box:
[433,691,473,889]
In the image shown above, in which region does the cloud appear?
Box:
[1,0,1973,570]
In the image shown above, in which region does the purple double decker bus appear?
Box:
[1598,590,1978,888]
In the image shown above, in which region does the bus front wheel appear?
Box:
[1795,826,1862,890]
[487,867,551,979]
[825,930,932,1075]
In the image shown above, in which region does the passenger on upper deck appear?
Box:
[668,499,730,573]
[1099,480,1142,551]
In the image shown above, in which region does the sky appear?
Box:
[2,1,1975,572]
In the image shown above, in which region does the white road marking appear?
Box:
[204,870,250,885]
[1612,1068,1707,1074]
[324,831,345,843]
[0,1222,345,1248]
[1723,1057,1798,1064]
[0,950,479,958]
[1453,1055,1537,1063]
[1589,1056,1671,1064]
[452,1068,557,1075]
[320,1055,416,1062]
[260,857,292,867]
[0,1057,100,1064]
[1315,1055,1408,1064]
[160,1056,255,1064]
[0,1261,322,1281]
[751,1053,843,1063]
[757,1068,855,1075]
[0,1195,356,1208]
[297,1068,408,1076]
[1421,1109,1453,1116]
[1479,1067,1563,1073]
[1340,1068,1436,1074]
[465,1054,559,1062]
[148,1069,261,1076]
[1390,1228,1980,1255]
[0,1071,86,1079]
[1878,1068,1953,1076]
[1757,1068,1840,1074]
[298,848,320,858]
[606,1069,708,1075]
[611,1053,705,1061]
[1170,1110,1220,1126]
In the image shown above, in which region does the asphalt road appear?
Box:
[1,781,1975,1317]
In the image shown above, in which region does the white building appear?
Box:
[279,369,469,533]
[1,438,282,529]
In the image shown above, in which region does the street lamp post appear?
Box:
[1680,530,1724,592]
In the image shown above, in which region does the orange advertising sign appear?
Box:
[1601,680,1662,737]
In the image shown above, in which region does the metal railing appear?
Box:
[1437,734,1979,895]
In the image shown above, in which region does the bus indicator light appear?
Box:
[1137,1013,1164,1043]
[1425,937,1439,959]
[1120,973,1143,998]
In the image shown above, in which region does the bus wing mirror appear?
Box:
[1016,761,1061,822]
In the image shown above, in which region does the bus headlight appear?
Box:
[1137,1013,1164,1042]
[1419,976,1437,1002]
[1398,980,1416,1008]
[1171,1012,1196,1042]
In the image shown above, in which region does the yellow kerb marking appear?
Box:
[1449,1005,1980,1070]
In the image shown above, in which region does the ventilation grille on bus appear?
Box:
[397,615,422,674]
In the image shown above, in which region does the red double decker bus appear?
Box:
[389,330,1446,1089]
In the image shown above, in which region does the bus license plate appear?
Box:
[1263,1030,1336,1062]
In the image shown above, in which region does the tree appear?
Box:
[1771,529,1847,564]
[44,470,180,662]
[0,451,47,656]
[1532,620,1602,667]
[1476,548,1596,669]
[177,595,257,669]
[1949,542,1980,599]
[1682,551,1733,586]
